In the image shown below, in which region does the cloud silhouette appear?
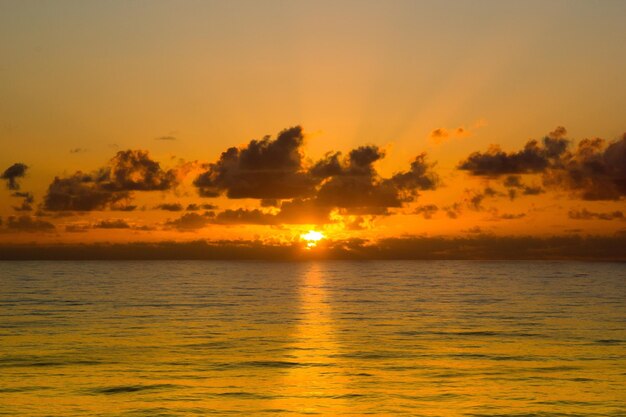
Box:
[155,203,184,212]
[193,127,439,217]
[44,150,179,211]
[3,235,624,260]
[213,208,278,225]
[460,127,626,200]
[1,163,28,190]
[4,215,55,232]
[414,204,439,219]
[11,191,34,212]
[165,212,215,231]
[186,203,218,211]
[544,134,626,200]
[568,209,624,221]
[194,126,315,199]
[93,219,132,229]
[312,147,438,214]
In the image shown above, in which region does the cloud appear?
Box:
[165,212,214,231]
[498,212,526,220]
[11,192,34,212]
[44,150,179,211]
[459,141,556,176]
[429,126,471,143]
[155,136,177,141]
[186,203,218,211]
[568,209,624,221]
[69,148,87,154]
[503,175,545,199]
[544,134,626,200]
[155,203,184,211]
[65,224,90,233]
[103,150,178,191]
[277,198,332,224]
[3,235,625,260]
[93,219,131,229]
[460,127,626,200]
[194,126,316,199]
[1,163,28,190]
[111,204,137,211]
[4,215,55,232]
[313,147,438,214]
[414,204,439,219]
[444,202,462,219]
[429,120,485,144]
[193,127,439,218]
[44,172,130,211]
[430,128,449,141]
[213,208,278,225]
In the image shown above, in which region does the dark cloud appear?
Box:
[193,127,439,218]
[544,135,626,200]
[458,128,570,176]
[102,150,178,192]
[3,235,625,260]
[44,150,179,211]
[313,148,438,214]
[460,128,626,200]
[11,192,34,212]
[498,212,526,220]
[186,203,218,211]
[277,198,332,224]
[214,208,278,225]
[459,141,554,176]
[155,203,184,212]
[166,212,214,231]
[503,175,545,199]
[1,163,28,190]
[93,219,131,229]
[444,203,462,219]
[414,204,439,219]
[260,199,280,207]
[155,136,177,141]
[194,126,316,199]
[70,148,87,154]
[5,215,55,232]
[44,172,130,211]
[568,209,624,221]
[110,204,137,211]
[65,224,89,233]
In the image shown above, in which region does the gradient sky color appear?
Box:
[1,1,625,250]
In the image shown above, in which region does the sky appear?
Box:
[1,0,625,257]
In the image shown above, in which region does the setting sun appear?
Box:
[301,230,325,248]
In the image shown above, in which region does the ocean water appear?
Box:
[0,261,625,417]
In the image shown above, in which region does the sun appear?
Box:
[300,230,325,248]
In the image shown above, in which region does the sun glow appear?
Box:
[301,230,325,248]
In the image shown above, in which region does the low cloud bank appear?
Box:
[1,235,624,260]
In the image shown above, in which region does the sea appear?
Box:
[1,261,625,416]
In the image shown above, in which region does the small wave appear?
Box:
[214,391,273,399]
[92,384,179,395]
[594,339,623,345]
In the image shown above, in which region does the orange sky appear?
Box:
[1,1,625,248]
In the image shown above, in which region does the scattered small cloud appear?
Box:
[155,203,184,212]
[93,219,131,229]
[1,163,28,190]
[568,209,624,221]
[4,215,55,232]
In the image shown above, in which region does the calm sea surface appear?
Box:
[0,261,625,416]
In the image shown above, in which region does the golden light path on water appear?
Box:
[272,263,352,413]
[0,261,625,416]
